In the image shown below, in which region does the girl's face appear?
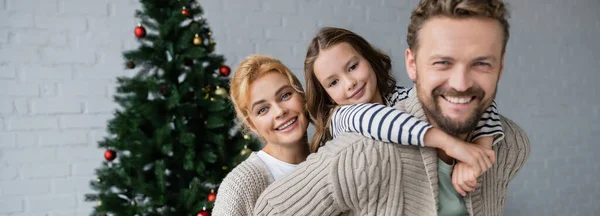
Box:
[246,72,309,147]
[312,42,382,105]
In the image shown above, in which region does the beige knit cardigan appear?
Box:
[253,88,530,216]
[213,153,274,216]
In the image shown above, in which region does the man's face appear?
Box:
[405,17,505,136]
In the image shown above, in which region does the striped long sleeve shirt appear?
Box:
[329,86,505,147]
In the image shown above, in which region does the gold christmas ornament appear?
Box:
[222,166,228,170]
[240,145,252,156]
[193,34,202,45]
[214,86,227,96]
[243,134,251,140]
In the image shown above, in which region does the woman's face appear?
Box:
[246,72,309,146]
[312,42,382,105]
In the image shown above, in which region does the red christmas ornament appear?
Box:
[219,65,231,77]
[126,61,135,69]
[207,189,217,202]
[160,85,170,96]
[197,207,210,216]
[104,149,116,161]
[181,7,190,16]
[134,24,146,38]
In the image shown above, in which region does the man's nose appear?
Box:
[448,65,473,92]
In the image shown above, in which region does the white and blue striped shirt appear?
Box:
[329,86,504,147]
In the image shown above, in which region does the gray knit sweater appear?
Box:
[213,153,274,216]
[253,89,530,216]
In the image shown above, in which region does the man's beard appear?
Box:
[417,81,496,136]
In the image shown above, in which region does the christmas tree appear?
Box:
[84,1,260,215]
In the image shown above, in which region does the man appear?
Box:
[253,0,530,215]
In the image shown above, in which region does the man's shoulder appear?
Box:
[497,115,531,152]
[495,115,531,180]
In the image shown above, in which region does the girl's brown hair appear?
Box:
[304,27,396,152]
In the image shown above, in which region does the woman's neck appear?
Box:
[262,139,310,164]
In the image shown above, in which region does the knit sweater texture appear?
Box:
[253,88,530,216]
[213,153,274,216]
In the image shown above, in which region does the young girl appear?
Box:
[303,27,504,196]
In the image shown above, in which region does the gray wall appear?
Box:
[0,0,598,215]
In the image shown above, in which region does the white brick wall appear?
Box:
[0,0,599,215]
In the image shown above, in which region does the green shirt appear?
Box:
[438,159,468,216]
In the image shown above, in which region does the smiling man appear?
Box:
[253,0,530,215]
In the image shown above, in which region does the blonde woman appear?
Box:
[212,55,311,216]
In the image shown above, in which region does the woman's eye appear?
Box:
[257,107,268,115]
[281,92,292,100]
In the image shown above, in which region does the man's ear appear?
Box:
[405,48,417,81]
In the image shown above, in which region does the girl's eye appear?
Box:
[349,63,358,71]
[329,80,338,87]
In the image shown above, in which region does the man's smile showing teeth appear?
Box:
[442,96,474,104]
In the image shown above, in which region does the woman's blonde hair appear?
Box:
[229,54,310,133]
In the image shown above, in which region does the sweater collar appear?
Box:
[398,86,441,210]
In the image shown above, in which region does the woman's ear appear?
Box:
[246,120,258,134]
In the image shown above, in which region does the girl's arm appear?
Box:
[329,103,495,176]
[469,101,504,146]
[329,103,432,146]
